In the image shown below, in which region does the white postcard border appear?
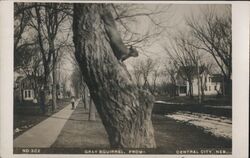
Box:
[0,1,249,158]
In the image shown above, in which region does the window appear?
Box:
[209,86,211,91]
[214,85,217,90]
[24,90,33,99]
[25,90,28,98]
[28,90,31,98]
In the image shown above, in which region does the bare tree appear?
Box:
[131,58,161,95]
[14,3,40,74]
[175,32,204,102]
[24,3,71,112]
[186,6,232,95]
[163,37,197,98]
[73,4,156,148]
[137,58,156,91]
[111,4,172,55]
[132,62,143,87]
[163,29,215,101]
[164,62,178,97]
[19,44,44,99]
[151,67,161,95]
[14,3,32,55]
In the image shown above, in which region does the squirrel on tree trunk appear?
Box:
[101,8,139,62]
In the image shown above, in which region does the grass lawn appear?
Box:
[153,95,232,118]
[153,115,231,154]
[14,98,71,138]
[50,100,231,154]
[156,95,232,106]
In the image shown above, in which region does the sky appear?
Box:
[124,4,230,71]
[56,4,230,85]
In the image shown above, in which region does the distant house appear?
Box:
[176,66,223,96]
[57,83,64,99]
[22,77,36,101]
[14,74,43,102]
[187,74,222,96]
[14,73,60,102]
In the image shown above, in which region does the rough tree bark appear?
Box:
[73,4,156,148]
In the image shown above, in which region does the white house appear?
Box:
[186,74,222,96]
[175,66,223,96]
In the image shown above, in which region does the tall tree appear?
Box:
[164,62,177,97]
[132,62,143,88]
[73,4,156,148]
[26,3,70,112]
[163,38,197,98]
[175,32,204,102]
[140,58,156,91]
[151,67,161,95]
[186,6,232,95]
[14,3,31,55]
[132,58,160,95]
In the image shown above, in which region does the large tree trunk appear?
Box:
[89,98,96,121]
[40,64,50,114]
[52,52,57,112]
[188,80,193,99]
[73,4,156,148]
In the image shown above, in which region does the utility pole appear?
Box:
[222,59,226,96]
[197,61,201,104]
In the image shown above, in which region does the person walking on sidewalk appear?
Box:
[71,96,75,109]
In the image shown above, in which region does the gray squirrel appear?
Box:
[101,9,139,62]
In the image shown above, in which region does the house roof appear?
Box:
[176,65,210,81]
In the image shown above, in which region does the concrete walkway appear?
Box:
[14,99,80,148]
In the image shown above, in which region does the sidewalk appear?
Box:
[51,100,109,148]
[14,99,80,148]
